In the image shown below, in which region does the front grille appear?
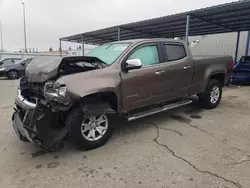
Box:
[19,77,45,104]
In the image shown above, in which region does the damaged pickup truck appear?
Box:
[12,39,233,151]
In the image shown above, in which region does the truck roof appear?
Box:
[109,38,185,45]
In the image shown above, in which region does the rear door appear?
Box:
[121,42,167,110]
[160,42,194,100]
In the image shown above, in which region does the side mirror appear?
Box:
[124,59,142,71]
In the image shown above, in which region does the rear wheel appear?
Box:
[199,79,222,109]
[66,105,113,150]
[7,70,20,79]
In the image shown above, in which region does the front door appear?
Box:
[121,43,166,111]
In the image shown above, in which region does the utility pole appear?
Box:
[22,2,27,53]
[0,21,3,51]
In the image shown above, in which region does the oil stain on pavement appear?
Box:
[47,162,60,168]
[170,115,192,124]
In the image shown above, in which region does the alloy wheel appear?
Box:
[80,115,108,141]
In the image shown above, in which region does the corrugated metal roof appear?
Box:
[61,0,250,45]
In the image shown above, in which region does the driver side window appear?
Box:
[128,45,159,66]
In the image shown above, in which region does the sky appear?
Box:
[0,0,234,52]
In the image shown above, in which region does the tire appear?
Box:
[65,104,113,150]
[199,79,222,109]
[7,70,20,79]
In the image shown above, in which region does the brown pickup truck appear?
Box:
[12,39,233,151]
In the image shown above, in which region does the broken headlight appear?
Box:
[44,82,67,102]
[55,86,67,97]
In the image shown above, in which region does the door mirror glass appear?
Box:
[125,59,142,71]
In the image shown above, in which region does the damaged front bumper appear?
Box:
[12,89,69,151]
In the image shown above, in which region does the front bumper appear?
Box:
[12,111,32,142]
[0,71,6,77]
[15,89,36,109]
[12,90,68,151]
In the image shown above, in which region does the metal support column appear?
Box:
[185,15,190,44]
[0,21,3,51]
[117,27,121,41]
[245,31,250,56]
[82,35,84,55]
[235,31,240,62]
[59,39,62,57]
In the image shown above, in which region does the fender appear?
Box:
[56,68,123,112]
[200,64,227,93]
[80,99,116,116]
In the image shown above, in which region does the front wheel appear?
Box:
[66,107,113,150]
[199,79,222,109]
[7,70,20,79]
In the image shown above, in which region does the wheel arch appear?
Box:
[7,69,20,74]
[201,71,225,92]
[209,73,225,86]
[73,91,118,114]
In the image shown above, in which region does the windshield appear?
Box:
[86,43,131,64]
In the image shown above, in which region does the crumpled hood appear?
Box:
[25,56,63,83]
[25,56,105,83]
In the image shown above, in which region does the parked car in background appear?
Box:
[0,58,33,79]
[0,58,22,67]
[12,39,233,151]
[231,56,250,84]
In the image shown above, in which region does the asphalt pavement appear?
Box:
[0,78,249,188]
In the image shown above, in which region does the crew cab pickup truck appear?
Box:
[12,39,233,151]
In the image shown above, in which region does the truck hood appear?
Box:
[25,56,63,83]
[25,56,105,83]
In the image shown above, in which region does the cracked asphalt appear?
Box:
[0,79,250,188]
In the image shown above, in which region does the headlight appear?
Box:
[55,85,67,97]
[0,68,5,71]
[44,82,67,102]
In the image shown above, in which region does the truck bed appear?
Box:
[190,55,233,92]
[193,55,231,61]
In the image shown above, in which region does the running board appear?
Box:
[127,100,192,121]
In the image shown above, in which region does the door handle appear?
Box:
[183,65,191,70]
[155,70,165,75]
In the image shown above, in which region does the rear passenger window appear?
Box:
[165,44,186,61]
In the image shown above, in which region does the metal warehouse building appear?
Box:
[190,31,250,60]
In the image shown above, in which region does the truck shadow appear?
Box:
[24,99,203,156]
[112,100,202,137]
[64,99,202,152]
[0,78,10,81]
